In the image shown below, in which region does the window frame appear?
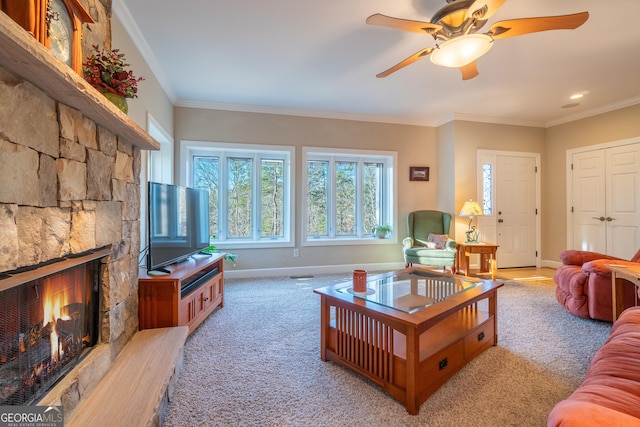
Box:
[181,140,295,249]
[302,147,397,247]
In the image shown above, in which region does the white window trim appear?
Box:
[180,140,295,249]
[302,146,398,247]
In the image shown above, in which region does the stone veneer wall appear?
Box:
[0,62,141,413]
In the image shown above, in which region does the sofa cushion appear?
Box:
[405,247,455,259]
[547,307,640,426]
[548,400,640,427]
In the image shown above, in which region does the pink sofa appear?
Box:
[547,306,640,426]
[554,248,640,322]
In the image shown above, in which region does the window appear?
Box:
[303,147,396,245]
[482,163,493,215]
[183,141,294,249]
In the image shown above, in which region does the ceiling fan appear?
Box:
[367,0,589,80]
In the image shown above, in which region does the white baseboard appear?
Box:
[224,262,406,279]
[542,259,561,269]
[224,260,560,280]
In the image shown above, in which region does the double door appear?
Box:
[570,142,640,258]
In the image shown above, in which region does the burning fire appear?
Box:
[0,262,97,406]
[43,288,68,362]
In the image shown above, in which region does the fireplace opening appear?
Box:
[0,254,103,406]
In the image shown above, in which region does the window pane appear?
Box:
[307,160,328,236]
[482,163,493,215]
[193,156,218,239]
[228,157,253,238]
[261,159,284,238]
[363,162,383,234]
[335,161,356,236]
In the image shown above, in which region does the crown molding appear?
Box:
[545,95,640,128]
[112,0,177,103]
[175,98,439,127]
[436,113,545,128]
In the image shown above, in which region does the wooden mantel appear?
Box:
[0,11,159,151]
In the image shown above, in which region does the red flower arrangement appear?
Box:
[82,44,144,98]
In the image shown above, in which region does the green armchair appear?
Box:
[402,210,457,273]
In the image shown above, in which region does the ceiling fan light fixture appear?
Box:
[430,34,493,68]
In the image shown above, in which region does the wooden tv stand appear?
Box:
[138,253,225,334]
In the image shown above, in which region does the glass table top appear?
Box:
[337,269,481,314]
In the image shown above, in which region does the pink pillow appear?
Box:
[427,233,448,249]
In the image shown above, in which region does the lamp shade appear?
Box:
[430,34,493,68]
[459,200,483,217]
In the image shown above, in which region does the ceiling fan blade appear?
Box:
[488,12,589,39]
[375,47,435,78]
[467,0,506,21]
[460,61,479,80]
[366,13,442,35]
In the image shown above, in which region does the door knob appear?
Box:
[498,219,504,223]
[592,216,605,221]
[606,217,616,222]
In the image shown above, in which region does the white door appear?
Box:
[495,155,537,268]
[571,142,640,259]
[606,144,640,258]
[571,150,606,252]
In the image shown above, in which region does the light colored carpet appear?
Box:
[164,274,611,427]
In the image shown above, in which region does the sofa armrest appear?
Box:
[583,259,640,276]
[559,250,622,266]
[402,237,413,250]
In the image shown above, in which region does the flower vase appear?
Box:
[102,92,128,114]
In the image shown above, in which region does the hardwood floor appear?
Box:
[474,267,557,286]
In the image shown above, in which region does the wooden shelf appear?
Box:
[0,12,159,151]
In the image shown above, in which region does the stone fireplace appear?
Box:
[0,2,158,416]
[0,252,104,405]
[0,65,142,411]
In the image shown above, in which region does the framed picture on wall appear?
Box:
[409,166,429,181]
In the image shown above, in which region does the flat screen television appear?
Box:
[147,181,210,272]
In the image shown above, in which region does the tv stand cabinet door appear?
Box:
[180,272,223,333]
[138,279,180,329]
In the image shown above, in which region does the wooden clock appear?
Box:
[1,0,93,74]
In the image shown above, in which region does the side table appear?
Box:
[609,263,640,321]
[456,242,499,280]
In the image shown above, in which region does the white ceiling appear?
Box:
[117,0,640,127]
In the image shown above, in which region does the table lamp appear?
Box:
[459,200,483,243]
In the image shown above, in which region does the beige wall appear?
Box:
[111,15,174,136]
[543,104,640,263]
[449,121,546,242]
[436,122,456,216]
[174,107,440,271]
[172,106,640,273]
[109,14,640,272]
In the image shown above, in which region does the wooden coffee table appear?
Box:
[314,268,503,415]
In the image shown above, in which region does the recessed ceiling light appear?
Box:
[569,93,584,100]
